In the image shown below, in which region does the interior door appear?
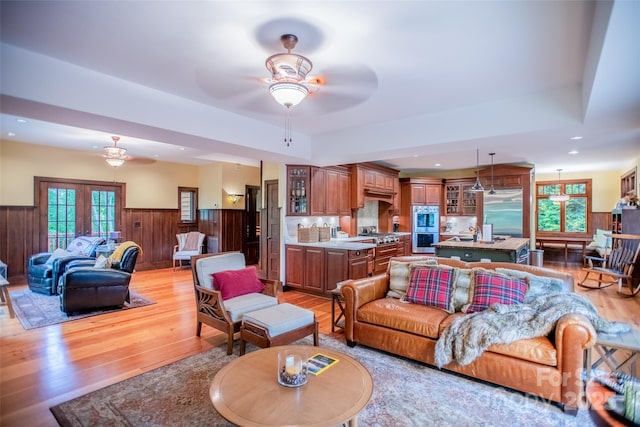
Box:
[264,179,280,281]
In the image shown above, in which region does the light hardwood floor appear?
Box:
[1,262,638,427]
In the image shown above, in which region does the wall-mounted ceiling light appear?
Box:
[549,169,570,203]
[469,148,485,192]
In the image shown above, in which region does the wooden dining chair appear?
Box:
[578,233,640,296]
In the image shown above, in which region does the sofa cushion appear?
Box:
[404,265,456,313]
[451,268,473,312]
[495,268,564,303]
[66,236,104,257]
[463,270,528,313]
[213,266,265,300]
[488,336,557,367]
[357,298,448,339]
[224,293,278,323]
[386,258,439,299]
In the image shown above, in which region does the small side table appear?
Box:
[585,328,640,379]
[331,287,346,332]
[0,277,15,319]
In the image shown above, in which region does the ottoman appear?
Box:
[239,303,319,355]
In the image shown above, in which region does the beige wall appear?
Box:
[0,140,260,209]
[262,161,285,209]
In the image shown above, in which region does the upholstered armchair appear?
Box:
[191,252,280,354]
[173,232,206,269]
[27,236,105,295]
[58,246,140,315]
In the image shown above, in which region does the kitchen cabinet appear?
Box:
[285,245,370,295]
[287,166,310,216]
[288,165,350,216]
[373,243,398,275]
[396,234,411,256]
[350,163,399,210]
[408,183,441,206]
[445,180,477,216]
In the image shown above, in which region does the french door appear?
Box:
[36,178,124,252]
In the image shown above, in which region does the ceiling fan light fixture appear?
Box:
[469,148,485,192]
[105,157,126,167]
[104,136,127,167]
[269,82,309,108]
[549,168,570,202]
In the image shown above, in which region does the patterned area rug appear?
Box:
[10,289,155,330]
[50,335,594,426]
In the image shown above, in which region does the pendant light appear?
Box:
[550,169,570,203]
[488,152,496,195]
[469,148,485,192]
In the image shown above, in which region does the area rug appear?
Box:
[50,335,594,426]
[10,289,155,330]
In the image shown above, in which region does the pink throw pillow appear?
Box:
[212,267,265,300]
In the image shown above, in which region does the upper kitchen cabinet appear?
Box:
[400,178,442,206]
[287,165,309,216]
[445,179,477,216]
[309,166,351,216]
[477,164,532,190]
[288,165,350,217]
[349,163,399,210]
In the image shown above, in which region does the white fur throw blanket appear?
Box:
[435,292,630,367]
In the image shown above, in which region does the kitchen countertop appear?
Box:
[433,237,530,251]
[287,238,376,250]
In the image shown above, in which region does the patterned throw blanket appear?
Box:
[434,292,630,367]
[182,232,201,251]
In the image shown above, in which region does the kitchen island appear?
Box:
[433,237,530,264]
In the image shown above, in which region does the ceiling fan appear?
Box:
[251,33,379,115]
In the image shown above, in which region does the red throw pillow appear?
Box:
[464,270,527,313]
[212,267,265,300]
[404,265,456,312]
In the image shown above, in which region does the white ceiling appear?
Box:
[1,1,639,174]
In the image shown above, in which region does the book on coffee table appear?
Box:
[307,353,339,375]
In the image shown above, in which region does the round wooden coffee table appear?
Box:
[210,345,373,427]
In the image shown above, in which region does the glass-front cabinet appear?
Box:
[445,180,477,216]
[287,166,309,216]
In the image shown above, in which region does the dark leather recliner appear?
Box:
[58,246,140,315]
[27,237,105,295]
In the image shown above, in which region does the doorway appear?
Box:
[244,185,261,265]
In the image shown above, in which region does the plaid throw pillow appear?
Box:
[463,270,528,313]
[404,265,456,312]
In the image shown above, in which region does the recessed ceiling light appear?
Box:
[568,149,579,155]
[179,147,185,151]
[154,154,160,158]
[434,163,441,167]
[570,136,582,140]
[16,118,27,123]
[7,132,16,137]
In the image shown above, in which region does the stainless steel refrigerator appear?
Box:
[483,189,523,237]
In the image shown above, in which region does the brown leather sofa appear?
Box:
[340,256,596,414]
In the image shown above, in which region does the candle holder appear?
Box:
[277,350,308,387]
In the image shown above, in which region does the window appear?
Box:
[536,178,591,234]
[178,187,198,223]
